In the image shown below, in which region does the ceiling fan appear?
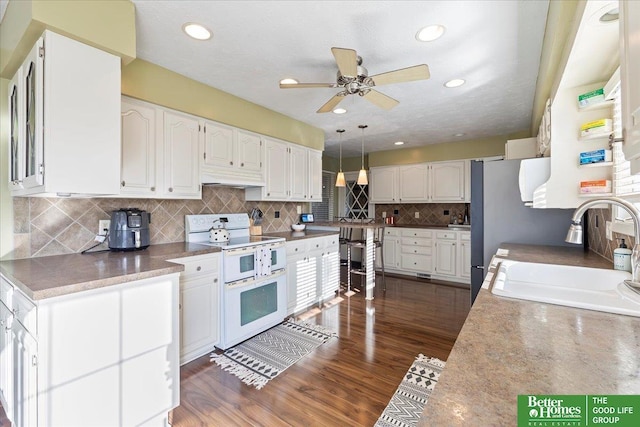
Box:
[280,47,430,113]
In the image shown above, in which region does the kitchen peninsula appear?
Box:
[418,244,640,425]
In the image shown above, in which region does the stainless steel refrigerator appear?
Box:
[470,159,575,303]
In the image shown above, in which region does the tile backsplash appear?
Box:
[374,203,469,226]
[587,207,634,262]
[10,186,304,260]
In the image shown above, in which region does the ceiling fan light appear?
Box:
[445,79,465,88]
[182,23,211,40]
[416,25,446,42]
[280,78,298,85]
[333,108,347,114]
[394,141,404,146]
[357,169,368,186]
[454,133,465,137]
[335,172,346,187]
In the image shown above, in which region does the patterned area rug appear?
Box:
[374,354,446,427]
[210,319,337,390]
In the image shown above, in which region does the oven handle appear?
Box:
[225,269,286,289]
[224,246,258,256]
[268,241,286,249]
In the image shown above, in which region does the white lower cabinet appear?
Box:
[168,253,220,365]
[383,227,470,284]
[286,235,340,315]
[0,273,180,427]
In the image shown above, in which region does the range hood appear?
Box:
[201,173,265,188]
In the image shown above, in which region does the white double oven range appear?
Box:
[185,213,286,349]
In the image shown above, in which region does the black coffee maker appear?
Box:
[108,208,151,251]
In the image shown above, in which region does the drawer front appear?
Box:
[0,276,13,307]
[400,254,432,272]
[400,229,433,239]
[400,237,432,247]
[384,228,402,238]
[435,231,457,240]
[460,232,471,241]
[323,235,339,251]
[400,244,432,256]
[286,240,308,255]
[13,290,37,335]
[307,237,324,252]
[172,254,220,276]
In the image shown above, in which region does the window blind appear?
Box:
[311,172,335,221]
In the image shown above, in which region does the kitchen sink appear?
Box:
[491,260,640,317]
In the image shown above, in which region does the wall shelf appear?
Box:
[577,99,614,112]
[579,161,613,168]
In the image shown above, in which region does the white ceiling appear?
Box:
[130,0,550,158]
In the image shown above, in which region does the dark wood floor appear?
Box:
[172,274,470,426]
[0,274,471,427]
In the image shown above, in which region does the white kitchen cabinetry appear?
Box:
[381,228,401,269]
[430,161,466,202]
[286,235,340,315]
[8,30,120,197]
[0,279,14,423]
[459,232,471,279]
[620,0,640,168]
[246,137,321,202]
[168,253,220,365]
[434,231,457,277]
[201,122,264,186]
[370,161,467,203]
[119,97,202,199]
[398,229,433,274]
[0,273,180,427]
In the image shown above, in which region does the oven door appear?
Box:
[218,270,287,350]
[223,246,257,283]
[268,241,286,272]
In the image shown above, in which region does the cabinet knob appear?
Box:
[230,161,234,165]
[267,192,270,196]
[150,186,156,191]
[121,180,126,187]
[214,278,218,283]
[168,187,173,192]
[196,266,201,271]
[241,163,244,167]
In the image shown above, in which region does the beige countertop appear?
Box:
[419,243,639,426]
[0,230,341,301]
[262,229,338,241]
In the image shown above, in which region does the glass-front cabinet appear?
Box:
[8,71,22,191]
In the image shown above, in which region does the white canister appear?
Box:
[613,239,632,272]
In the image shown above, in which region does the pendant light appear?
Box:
[357,125,368,185]
[335,129,346,187]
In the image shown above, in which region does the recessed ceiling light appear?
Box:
[394,141,405,146]
[332,108,347,114]
[416,25,446,42]
[444,79,466,88]
[280,78,298,85]
[182,23,211,40]
[454,133,465,137]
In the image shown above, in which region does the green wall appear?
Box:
[0,77,12,259]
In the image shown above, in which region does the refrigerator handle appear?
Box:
[472,265,485,270]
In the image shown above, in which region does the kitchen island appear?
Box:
[418,243,639,425]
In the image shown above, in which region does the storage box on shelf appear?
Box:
[8,30,120,197]
[167,253,220,365]
[369,160,470,204]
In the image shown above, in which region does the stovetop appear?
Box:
[185,213,284,249]
[192,235,283,249]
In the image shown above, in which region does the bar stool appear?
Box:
[338,226,353,293]
[345,225,386,296]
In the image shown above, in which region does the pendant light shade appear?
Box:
[335,129,346,187]
[357,125,368,185]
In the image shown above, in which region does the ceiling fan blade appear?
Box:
[370,64,430,86]
[317,94,346,113]
[331,47,358,77]
[363,90,399,110]
[280,82,338,89]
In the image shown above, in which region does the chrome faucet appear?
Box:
[566,196,640,286]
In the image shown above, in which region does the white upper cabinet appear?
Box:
[162,111,202,198]
[370,160,467,203]
[245,137,322,202]
[430,161,466,202]
[8,30,121,197]
[201,123,264,186]
[120,99,157,197]
[119,97,201,199]
[620,0,640,167]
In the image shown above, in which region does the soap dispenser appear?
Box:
[614,238,632,272]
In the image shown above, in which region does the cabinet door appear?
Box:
[162,111,201,198]
[202,121,234,171]
[319,248,340,302]
[12,323,38,427]
[0,302,13,421]
[382,235,399,269]
[434,240,457,276]
[370,167,397,202]
[8,71,23,191]
[180,275,219,364]
[264,138,289,200]
[308,149,323,201]
[289,144,308,200]
[430,161,465,202]
[236,130,263,175]
[121,99,157,196]
[398,164,429,202]
[460,240,471,279]
[21,38,44,190]
[621,0,640,163]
